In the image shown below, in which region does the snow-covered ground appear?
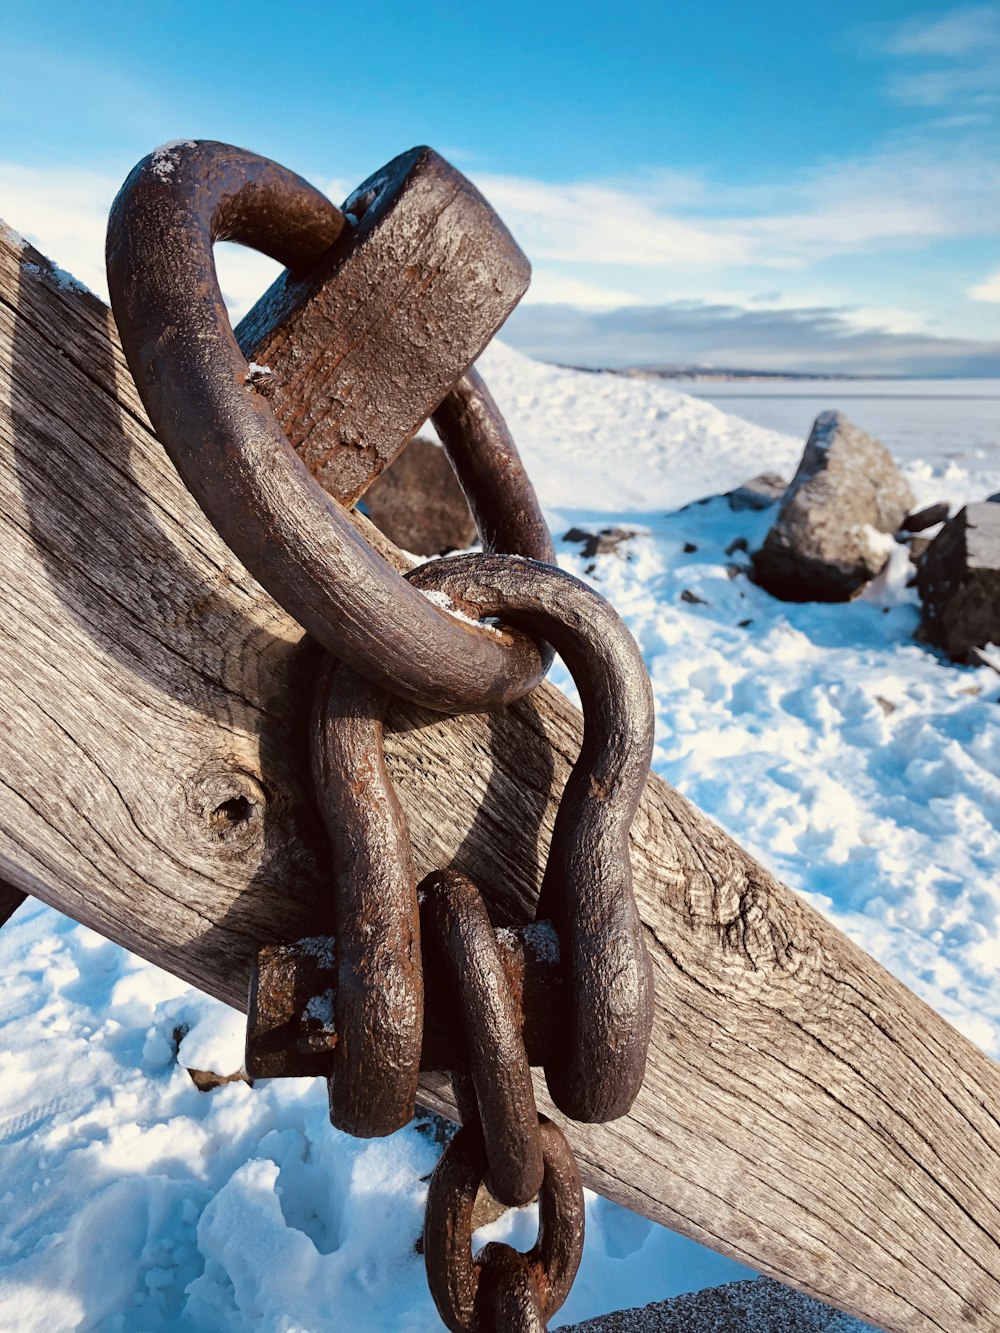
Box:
[1,342,998,1330]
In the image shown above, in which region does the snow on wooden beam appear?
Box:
[2,223,999,1332]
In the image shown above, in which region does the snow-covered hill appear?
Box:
[1,346,997,1330]
[478,342,801,512]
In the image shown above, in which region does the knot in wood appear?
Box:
[188,759,265,855]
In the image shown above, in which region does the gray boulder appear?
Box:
[752,412,914,601]
[362,435,475,556]
[916,502,1000,659]
[562,1276,874,1331]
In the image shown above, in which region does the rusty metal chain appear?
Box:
[420,870,544,1207]
[406,555,655,1126]
[109,139,655,1332]
[305,551,653,1330]
[424,1115,585,1333]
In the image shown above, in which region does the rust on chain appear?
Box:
[106,139,552,713]
[273,549,652,1143]
[282,383,556,1137]
[420,869,544,1207]
[110,138,655,1329]
[245,920,564,1080]
[423,1118,585,1333]
[475,1249,546,1333]
[310,664,420,1138]
[433,370,555,562]
[233,149,536,508]
[406,554,656,1125]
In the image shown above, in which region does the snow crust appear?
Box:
[149,141,198,180]
[419,586,501,633]
[1,342,998,1329]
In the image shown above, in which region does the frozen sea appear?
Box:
[669,376,1000,477]
[0,344,996,1331]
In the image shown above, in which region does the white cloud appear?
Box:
[502,298,1000,376]
[889,65,1000,108]
[0,162,116,300]
[2,143,996,353]
[877,5,1000,112]
[837,306,932,336]
[968,269,1000,301]
[212,243,283,321]
[521,270,643,308]
[474,142,1000,282]
[885,5,1000,58]
[471,172,748,268]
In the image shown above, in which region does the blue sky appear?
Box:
[1,0,998,373]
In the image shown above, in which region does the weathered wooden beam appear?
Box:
[2,224,1000,1332]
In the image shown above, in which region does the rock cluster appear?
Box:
[744,410,998,661]
[916,502,1000,658]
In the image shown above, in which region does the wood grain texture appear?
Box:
[2,223,1000,1332]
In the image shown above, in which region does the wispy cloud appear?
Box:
[884,5,1000,58]
[876,5,1000,111]
[502,299,1000,377]
[471,172,746,269]
[472,139,999,286]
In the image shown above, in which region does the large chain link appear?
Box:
[109,140,655,1332]
[107,140,551,714]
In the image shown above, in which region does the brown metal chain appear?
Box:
[108,139,655,1332]
[308,552,654,1329]
[424,1112,585,1332]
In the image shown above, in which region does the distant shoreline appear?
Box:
[553,363,997,384]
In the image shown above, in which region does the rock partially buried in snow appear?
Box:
[563,526,638,558]
[362,435,476,556]
[752,411,914,602]
[562,1275,873,1330]
[916,502,1000,659]
[901,500,950,533]
[727,471,787,512]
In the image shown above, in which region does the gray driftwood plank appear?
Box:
[1,223,999,1333]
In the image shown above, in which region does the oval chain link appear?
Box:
[420,869,544,1207]
[107,140,553,713]
[423,1117,585,1333]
